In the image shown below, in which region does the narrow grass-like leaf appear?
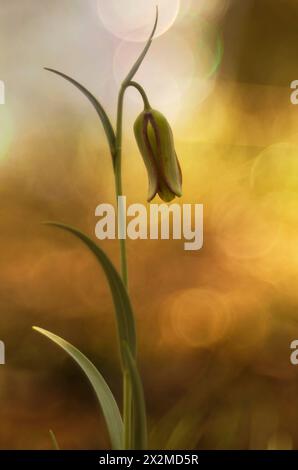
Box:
[44,222,137,359]
[44,68,116,162]
[124,7,158,84]
[123,342,147,450]
[49,429,60,450]
[33,327,123,450]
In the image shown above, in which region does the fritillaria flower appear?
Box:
[134,108,182,202]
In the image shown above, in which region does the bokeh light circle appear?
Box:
[97,0,180,42]
[250,143,298,226]
[250,143,298,195]
[211,190,281,260]
[113,33,195,116]
[163,288,231,349]
[196,19,224,79]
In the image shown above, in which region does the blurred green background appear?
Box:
[0,0,298,449]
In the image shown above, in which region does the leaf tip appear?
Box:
[32,326,43,334]
[41,221,61,229]
[153,5,159,36]
[49,429,60,451]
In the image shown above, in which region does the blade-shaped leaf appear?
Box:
[44,68,116,162]
[123,342,147,450]
[124,7,158,84]
[44,222,136,360]
[33,327,123,450]
[49,429,60,450]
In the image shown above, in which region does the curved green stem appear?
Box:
[127,81,151,110]
[114,80,151,290]
[114,79,150,449]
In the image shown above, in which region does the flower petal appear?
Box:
[134,112,158,201]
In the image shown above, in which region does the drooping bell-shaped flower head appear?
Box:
[134,108,182,202]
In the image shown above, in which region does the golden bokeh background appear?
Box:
[0,0,298,449]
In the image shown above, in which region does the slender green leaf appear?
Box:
[44,68,116,161]
[43,222,137,359]
[33,327,124,450]
[124,7,159,84]
[123,342,147,450]
[49,429,60,450]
